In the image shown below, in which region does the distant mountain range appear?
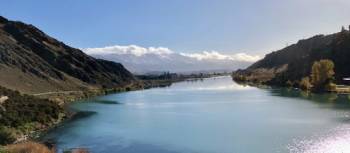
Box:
[0,16,135,94]
[234,26,350,85]
[83,45,260,74]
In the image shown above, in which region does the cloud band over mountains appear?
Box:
[83,45,261,74]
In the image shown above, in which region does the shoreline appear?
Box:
[24,75,226,147]
[231,73,350,95]
[7,82,143,145]
[0,74,230,152]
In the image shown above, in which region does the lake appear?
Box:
[43,76,350,153]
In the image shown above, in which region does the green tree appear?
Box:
[310,59,335,91]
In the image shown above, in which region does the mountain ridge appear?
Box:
[233,27,350,86]
[0,16,135,94]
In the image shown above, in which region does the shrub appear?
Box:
[299,77,312,91]
[0,86,63,145]
[286,80,293,87]
[325,82,337,91]
[0,86,62,128]
[0,127,16,145]
[233,75,247,82]
[0,147,8,153]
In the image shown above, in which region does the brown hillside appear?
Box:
[0,16,135,94]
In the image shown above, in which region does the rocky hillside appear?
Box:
[0,16,135,94]
[233,26,350,85]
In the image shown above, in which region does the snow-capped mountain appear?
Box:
[83,45,261,74]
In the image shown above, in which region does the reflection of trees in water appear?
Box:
[300,91,311,99]
[268,87,350,109]
[233,80,271,89]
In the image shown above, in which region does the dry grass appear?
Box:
[4,142,90,153]
[5,142,54,153]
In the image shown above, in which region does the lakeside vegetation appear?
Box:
[281,59,336,92]
[233,59,346,93]
[0,86,63,146]
[138,72,229,89]
[32,72,227,104]
[233,26,350,93]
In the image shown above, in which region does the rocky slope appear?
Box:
[233,27,350,85]
[0,16,135,94]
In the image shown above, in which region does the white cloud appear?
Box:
[180,51,230,61]
[84,45,173,57]
[82,45,261,73]
[231,53,262,62]
[83,45,260,62]
[180,51,261,62]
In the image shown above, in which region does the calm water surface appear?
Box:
[44,76,350,153]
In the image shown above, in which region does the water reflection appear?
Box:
[287,125,350,153]
[268,88,350,109]
[264,87,350,153]
[45,77,350,153]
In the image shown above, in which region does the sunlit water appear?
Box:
[43,76,350,153]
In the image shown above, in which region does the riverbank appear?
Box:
[39,76,350,153]
[231,70,350,94]
[0,73,229,153]
[32,74,219,104]
[13,75,225,149]
[0,82,142,150]
[0,75,215,152]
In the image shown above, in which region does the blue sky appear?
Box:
[1,0,350,55]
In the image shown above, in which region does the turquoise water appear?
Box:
[44,76,350,153]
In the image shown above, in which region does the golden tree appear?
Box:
[310,59,335,90]
[299,77,312,90]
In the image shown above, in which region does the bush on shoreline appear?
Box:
[233,59,338,93]
[0,127,16,145]
[0,86,63,145]
[299,77,312,91]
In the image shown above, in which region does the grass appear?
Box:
[0,147,7,153]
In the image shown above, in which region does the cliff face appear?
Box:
[234,27,350,85]
[0,16,135,93]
